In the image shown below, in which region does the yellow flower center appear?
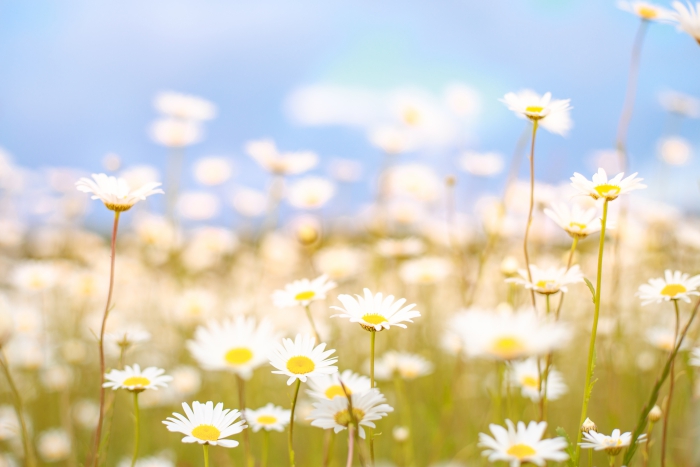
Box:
[402,107,421,126]
[569,221,588,231]
[594,184,620,198]
[122,376,150,387]
[257,415,278,425]
[491,336,526,359]
[525,106,544,113]
[191,424,221,442]
[506,443,536,459]
[225,347,254,365]
[660,283,687,297]
[362,314,387,325]
[286,356,315,374]
[638,6,658,18]
[294,290,316,301]
[522,375,539,388]
[325,385,348,399]
[334,408,366,427]
[535,280,555,289]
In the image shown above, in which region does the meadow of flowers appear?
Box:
[1,1,700,467]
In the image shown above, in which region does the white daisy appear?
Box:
[187,316,277,380]
[286,177,336,210]
[103,364,172,393]
[150,118,202,148]
[479,420,569,467]
[307,369,371,400]
[618,1,675,21]
[373,351,434,381]
[154,91,216,121]
[118,456,174,467]
[331,288,421,332]
[163,401,246,447]
[398,256,452,285]
[659,89,700,118]
[637,270,700,305]
[271,275,337,308]
[308,388,393,439]
[268,334,338,385]
[75,173,164,212]
[244,403,290,432]
[543,203,606,238]
[673,2,700,43]
[645,327,691,352]
[245,139,318,175]
[570,168,646,201]
[579,429,635,455]
[507,264,584,295]
[458,151,505,177]
[500,90,573,136]
[510,358,568,403]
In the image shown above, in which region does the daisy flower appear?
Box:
[645,327,691,352]
[570,168,646,201]
[245,139,318,175]
[543,203,607,238]
[103,364,172,393]
[479,420,569,467]
[154,91,216,121]
[286,177,336,210]
[163,401,246,447]
[672,2,700,43]
[268,334,338,385]
[618,1,675,21]
[308,388,393,439]
[637,270,700,305]
[373,351,434,381]
[500,90,573,136]
[579,429,635,455]
[307,369,371,400]
[244,403,290,432]
[510,358,568,403]
[75,173,164,212]
[507,264,584,295]
[272,274,337,308]
[187,316,277,380]
[331,288,421,332]
[398,256,452,285]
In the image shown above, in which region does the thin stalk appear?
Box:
[643,421,655,467]
[575,199,609,464]
[523,120,539,308]
[555,236,579,319]
[236,375,253,467]
[130,392,140,467]
[0,350,36,467]
[304,305,322,345]
[589,450,593,467]
[369,330,376,463]
[539,295,552,421]
[322,430,335,467]
[89,210,121,467]
[203,444,210,467]
[262,430,269,467]
[660,300,681,467]
[346,425,355,467]
[494,361,504,423]
[288,379,301,467]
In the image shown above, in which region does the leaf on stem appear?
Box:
[583,278,596,303]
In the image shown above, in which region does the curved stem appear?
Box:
[304,305,322,345]
[89,210,121,467]
[523,120,539,308]
[575,199,609,464]
[288,379,301,467]
[130,392,140,467]
[555,236,579,319]
[539,295,552,421]
[660,300,681,467]
[0,350,35,467]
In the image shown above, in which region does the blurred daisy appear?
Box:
[570,168,646,201]
[308,388,393,439]
[459,151,504,177]
[637,270,700,305]
[314,246,363,281]
[37,428,71,463]
[11,261,58,292]
[272,274,337,308]
[618,1,674,21]
[269,334,338,385]
[658,136,692,166]
[579,429,636,455]
[689,347,700,365]
[187,316,277,380]
[245,139,318,175]
[374,351,434,380]
[375,237,425,258]
[544,203,605,238]
[479,420,569,466]
[105,326,151,348]
[646,327,691,352]
[163,401,246,447]
[507,264,584,295]
[510,358,568,402]
[103,364,172,393]
[155,92,216,121]
[287,177,336,210]
[244,403,290,432]
[369,126,415,155]
[118,456,174,467]
[398,256,452,285]
[331,288,421,332]
[659,89,700,117]
[500,90,573,136]
[307,369,371,400]
[193,157,234,186]
[673,2,700,43]
[76,173,163,212]
[150,118,202,148]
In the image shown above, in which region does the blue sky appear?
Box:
[1,0,699,215]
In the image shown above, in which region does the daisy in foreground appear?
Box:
[507,264,584,296]
[75,173,164,212]
[579,428,643,455]
[500,90,572,135]
[331,288,421,332]
[618,1,675,21]
[479,420,569,466]
[308,388,394,439]
[570,168,646,201]
[673,1,700,44]
[103,364,172,392]
[637,270,700,305]
[163,401,246,465]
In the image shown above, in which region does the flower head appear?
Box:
[507,264,584,295]
[500,90,573,136]
[373,351,434,381]
[672,1,700,43]
[570,168,646,201]
[163,401,246,447]
[618,1,675,21]
[268,334,338,385]
[307,369,371,400]
[103,364,172,393]
[331,288,421,332]
[272,275,337,308]
[154,92,216,121]
[510,358,568,402]
[579,429,635,455]
[244,403,290,432]
[544,203,607,238]
[637,270,700,305]
[308,388,393,439]
[479,420,569,466]
[76,173,163,212]
[245,139,318,175]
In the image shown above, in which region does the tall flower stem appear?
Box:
[539,295,552,422]
[288,379,301,467]
[89,210,121,467]
[262,431,270,467]
[643,420,655,467]
[523,120,539,308]
[346,425,355,467]
[304,305,322,344]
[236,375,253,467]
[575,199,609,464]
[130,392,140,467]
[660,300,681,467]
[322,430,335,467]
[0,349,36,467]
[203,444,210,467]
[369,330,376,463]
[555,236,579,319]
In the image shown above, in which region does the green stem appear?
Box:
[369,330,376,463]
[288,379,301,467]
[130,392,140,467]
[660,300,681,467]
[236,376,253,467]
[0,350,36,467]
[262,430,269,467]
[203,444,210,467]
[494,361,504,423]
[588,449,593,467]
[539,295,552,422]
[575,198,609,464]
[304,305,322,345]
[522,119,539,308]
[555,236,579,319]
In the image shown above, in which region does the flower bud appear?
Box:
[648,405,663,422]
[581,417,597,433]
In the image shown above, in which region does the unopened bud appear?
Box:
[648,405,662,422]
[581,417,597,433]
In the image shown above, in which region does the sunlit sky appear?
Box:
[1,0,699,218]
